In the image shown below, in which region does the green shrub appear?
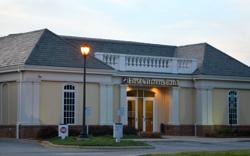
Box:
[37,127,57,139]
[69,128,80,136]
[123,126,138,135]
[89,125,113,136]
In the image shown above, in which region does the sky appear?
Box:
[0,0,250,66]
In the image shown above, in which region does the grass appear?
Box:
[142,150,250,156]
[50,136,149,146]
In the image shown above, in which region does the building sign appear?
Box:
[122,77,178,87]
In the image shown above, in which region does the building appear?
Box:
[0,29,250,138]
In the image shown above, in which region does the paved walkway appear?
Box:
[0,137,250,156]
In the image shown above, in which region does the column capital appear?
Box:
[119,84,127,88]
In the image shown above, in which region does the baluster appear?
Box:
[158,59,161,68]
[139,58,142,66]
[112,55,115,65]
[103,55,106,63]
[106,55,109,64]
[109,55,112,64]
[125,56,128,66]
[135,57,138,66]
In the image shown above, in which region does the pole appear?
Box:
[80,56,87,138]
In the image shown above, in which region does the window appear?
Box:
[228,90,238,125]
[63,84,75,124]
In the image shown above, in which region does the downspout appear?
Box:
[16,65,22,139]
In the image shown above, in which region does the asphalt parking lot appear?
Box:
[0,138,250,156]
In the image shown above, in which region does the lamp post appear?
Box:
[80,43,91,138]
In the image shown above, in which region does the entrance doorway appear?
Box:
[127,89,155,132]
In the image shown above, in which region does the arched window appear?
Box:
[228,90,238,125]
[63,84,75,124]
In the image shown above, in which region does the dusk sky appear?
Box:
[1,0,250,66]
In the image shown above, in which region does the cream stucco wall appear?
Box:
[78,83,100,125]
[179,88,195,125]
[0,82,18,125]
[213,89,250,125]
[154,87,170,130]
[213,89,228,125]
[239,90,250,125]
[39,81,100,125]
[40,81,61,125]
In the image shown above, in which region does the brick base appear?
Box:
[1,124,250,138]
[0,125,16,138]
[163,124,250,137]
[0,125,114,138]
[164,125,194,136]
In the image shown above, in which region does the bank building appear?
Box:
[0,29,250,138]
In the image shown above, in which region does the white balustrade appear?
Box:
[95,52,197,74]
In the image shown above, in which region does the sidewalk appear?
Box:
[130,136,250,143]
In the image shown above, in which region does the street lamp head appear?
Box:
[80,43,91,57]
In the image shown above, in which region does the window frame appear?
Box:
[62,83,77,125]
[228,90,239,126]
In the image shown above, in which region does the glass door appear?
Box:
[143,97,154,132]
[127,97,138,129]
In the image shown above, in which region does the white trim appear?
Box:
[207,89,213,125]
[0,83,2,124]
[119,85,127,125]
[99,83,114,125]
[23,65,116,75]
[2,64,250,83]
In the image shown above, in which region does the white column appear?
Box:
[169,87,180,125]
[18,80,40,124]
[196,88,213,125]
[32,81,40,124]
[119,84,127,125]
[99,83,113,125]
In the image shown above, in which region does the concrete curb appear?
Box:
[40,141,155,149]
[128,137,250,143]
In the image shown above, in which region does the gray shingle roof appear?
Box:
[1,28,250,77]
[0,29,43,67]
[175,43,250,77]
[0,29,112,70]
[62,36,176,57]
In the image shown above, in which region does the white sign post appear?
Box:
[58,124,68,140]
[85,106,92,136]
[113,123,123,142]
